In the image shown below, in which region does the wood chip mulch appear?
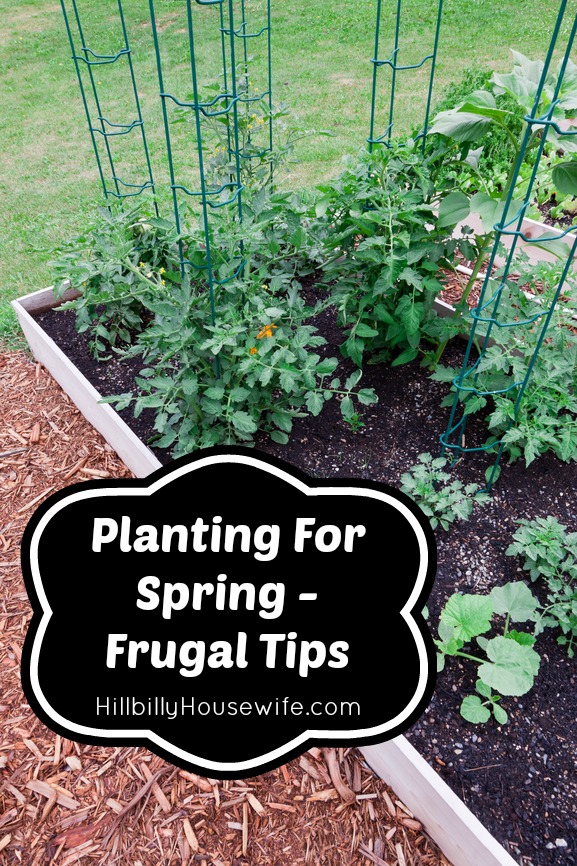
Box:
[0,350,452,866]
[438,270,481,310]
[439,257,552,312]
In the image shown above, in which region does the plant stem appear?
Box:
[494,119,521,160]
[443,650,487,665]
[462,651,486,663]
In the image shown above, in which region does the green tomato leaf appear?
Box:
[357,388,377,406]
[154,428,178,449]
[340,395,354,417]
[204,386,225,400]
[376,257,405,290]
[290,226,306,250]
[345,370,362,390]
[270,430,289,445]
[463,394,487,416]
[398,267,423,290]
[355,323,379,338]
[151,301,178,319]
[316,357,339,375]
[230,386,250,402]
[305,390,324,416]
[181,375,198,397]
[279,370,298,392]
[201,397,224,416]
[231,411,258,434]
[391,346,419,367]
[373,304,396,324]
[101,393,132,411]
[264,306,285,318]
[271,412,293,433]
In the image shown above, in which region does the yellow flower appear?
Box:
[159,267,165,274]
[249,347,258,355]
[139,261,145,268]
[161,279,166,285]
[256,323,278,339]
[261,283,269,290]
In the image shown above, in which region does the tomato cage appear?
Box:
[60,0,272,343]
[59,0,157,206]
[59,0,577,489]
[437,0,577,490]
[367,0,443,151]
[59,0,444,269]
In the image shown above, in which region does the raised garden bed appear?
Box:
[13,286,161,479]
[12,275,577,866]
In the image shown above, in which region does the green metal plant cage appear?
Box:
[60,0,577,490]
[368,0,443,151]
[60,0,157,206]
[438,0,577,490]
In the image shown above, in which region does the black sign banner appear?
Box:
[21,448,436,778]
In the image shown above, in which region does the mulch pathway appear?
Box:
[0,350,451,866]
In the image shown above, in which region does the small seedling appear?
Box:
[460,680,508,725]
[400,452,490,531]
[343,411,366,432]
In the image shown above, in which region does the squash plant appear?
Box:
[435,581,541,724]
[432,51,577,228]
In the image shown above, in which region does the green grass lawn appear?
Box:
[0,0,572,347]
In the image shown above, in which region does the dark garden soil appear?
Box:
[537,198,577,230]
[35,299,577,866]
